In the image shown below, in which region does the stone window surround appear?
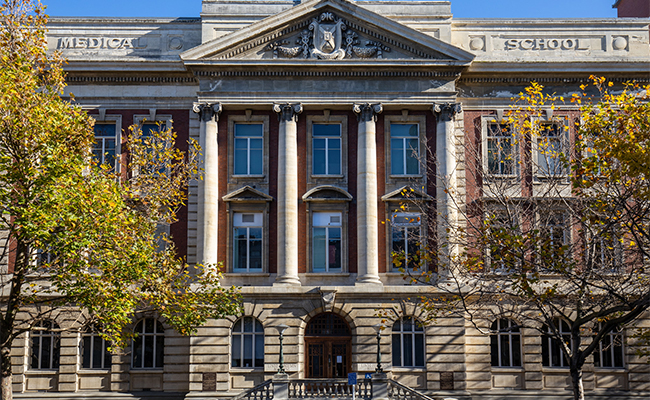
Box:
[225,202,271,275]
[306,114,348,186]
[227,115,270,184]
[532,115,570,180]
[305,202,350,275]
[481,115,517,179]
[384,203,428,274]
[384,114,427,183]
[89,114,122,173]
[230,316,265,370]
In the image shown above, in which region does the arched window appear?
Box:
[81,325,112,369]
[392,317,425,367]
[490,319,522,367]
[542,319,572,367]
[132,318,164,369]
[231,317,264,368]
[30,320,60,370]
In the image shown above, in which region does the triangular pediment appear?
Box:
[223,186,274,203]
[182,0,473,64]
[381,186,433,202]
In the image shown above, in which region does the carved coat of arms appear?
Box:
[310,12,346,59]
[265,12,391,60]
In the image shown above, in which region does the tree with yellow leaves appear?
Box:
[398,77,650,400]
[0,2,241,399]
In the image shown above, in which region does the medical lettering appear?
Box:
[57,37,145,50]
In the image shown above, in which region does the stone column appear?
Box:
[274,103,302,286]
[193,102,222,266]
[433,102,462,264]
[353,103,383,286]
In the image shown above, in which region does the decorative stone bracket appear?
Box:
[432,102,462,122]
[353,103,383,122]
[193,102,222,122]
[273,103,303,122]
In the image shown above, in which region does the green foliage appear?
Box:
[0,2,241,391]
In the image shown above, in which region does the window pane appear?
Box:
[82,336,92,369]
[602,334,612,367]
[243,335,253,368]
[234,139,248,175]
[144,335,154,368]
[41,336,52,369]
[133,336,143,369]
[313,124,340,136]
[155,335,164,368]
[250,139,263,175]
[104,342,112,368]
[92,337,102,369]
[31,336,40,369]
[232,335,241,367]
[234,228,248,270]
[244,317,253,333]
[313,139,326,175]
[403,334,413,367]
[542,335,549,367]
[329,228,341,271]
[512,334,522,367]
[313,227,326,271]
[391,124,418,137]
[255,334,264,368]
[52,337,60,369]
[392,334,401,366]
[414,333,424,367]
[145,319,154,334]
[249,237,262,270]
[235,124,263,137]
[328,141,341,175]
[500,334,511,367]
[406,138,419,174]
[490,334,499,367]
[391,138,404,175]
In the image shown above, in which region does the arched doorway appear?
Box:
[305,313,352,378]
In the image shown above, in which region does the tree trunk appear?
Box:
[1,345,13,400]
[570,366,584,400]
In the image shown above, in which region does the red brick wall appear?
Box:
[616,0,650,17]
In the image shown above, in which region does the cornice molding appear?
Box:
[65,76,198,84]
[194,70,461,78]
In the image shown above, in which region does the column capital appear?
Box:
[432,102,462,122]
[273,103,303,122]
[193,102,222,122]
[353,103,383,122]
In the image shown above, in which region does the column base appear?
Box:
[273,275,302,286]
[355,274,383,286]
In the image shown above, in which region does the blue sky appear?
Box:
[42,0,619,19]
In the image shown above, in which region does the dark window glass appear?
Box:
[30,320,60,370]
[132,318,164,369]
[231,317,264,368]
[391,317,425,367]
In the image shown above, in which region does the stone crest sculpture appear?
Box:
[266,12,391,60]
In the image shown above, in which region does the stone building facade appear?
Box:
[6,0,650,398]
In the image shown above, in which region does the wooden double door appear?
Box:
[305,337,351,378]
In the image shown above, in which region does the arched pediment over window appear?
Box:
[302,185,353,203]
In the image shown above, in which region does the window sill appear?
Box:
[594,367,626,373]
[25,370,57,375]
[391,367,426,372]
[541,367,570,372]
[310,175,345,179]
[389,174,423,179]
[486,174,518,179]
[305,272,350,277]
[491,367,524,373]
[130,369,163,373]
[225,273,270,277]
[230,367,264,373]
[78,369,111,375]
[232,175,265,179]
